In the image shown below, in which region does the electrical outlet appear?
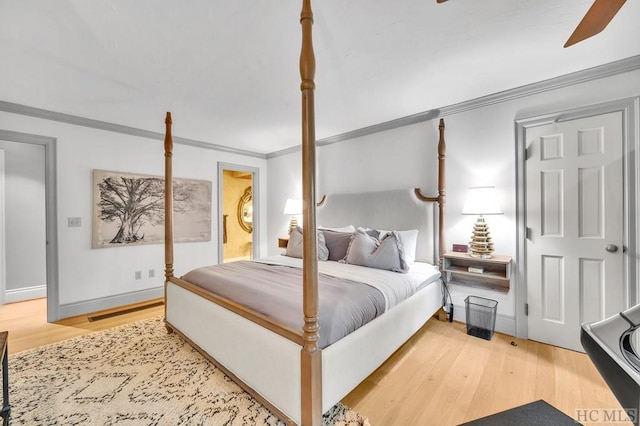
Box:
[148,269,155,278]
[135,271,142,280]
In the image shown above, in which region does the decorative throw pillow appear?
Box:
[345,230,409,273]
[286,227,329,260]
[359,227,381,240]
[321,229,355,261]
[357,227,419,265]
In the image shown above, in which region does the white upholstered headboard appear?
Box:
[317,188,438,264]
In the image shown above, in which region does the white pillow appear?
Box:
[286,227,329,260]
[395,229,418,265]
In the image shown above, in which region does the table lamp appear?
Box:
[461,186,502,258]
[283,198,302,235]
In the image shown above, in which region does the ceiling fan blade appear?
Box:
[564,0,626,47]
[436,0,448,3]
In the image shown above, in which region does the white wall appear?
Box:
[266,67,640,336]
[2,65,638,325]
[0,111,267,318]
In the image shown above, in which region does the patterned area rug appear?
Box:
[8,317,370,425]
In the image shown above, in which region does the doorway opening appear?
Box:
[218,163,259,264]
[0,130,58,322]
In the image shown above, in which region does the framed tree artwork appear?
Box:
[92,169,212,248]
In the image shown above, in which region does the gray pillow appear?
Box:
[345,231,408,273]
[286,227,329,260]
[321,229,354,261]
[358,227,419,265]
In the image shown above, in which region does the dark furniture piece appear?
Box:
[460,400,579,425]
[0,331,9,424]
[582,304,640,426]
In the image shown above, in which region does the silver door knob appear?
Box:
[605,244,619,253]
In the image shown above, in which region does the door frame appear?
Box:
[217,162,260,264]
[514,97,640,339]
[0,149,5,306]
[0,130,59,321]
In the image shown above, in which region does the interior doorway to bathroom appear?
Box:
[218,163,259,263]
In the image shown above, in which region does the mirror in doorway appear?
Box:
[237,186,253,233]
[221,168,254,263]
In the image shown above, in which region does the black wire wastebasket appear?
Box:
[465,295,498,340]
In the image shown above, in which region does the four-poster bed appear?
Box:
[163,1,447,425]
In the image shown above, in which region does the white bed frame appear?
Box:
[165,188,445,424]
[167,269,442,423]
[162,2,447,424]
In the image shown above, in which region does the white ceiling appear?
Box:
[2,0,639,154]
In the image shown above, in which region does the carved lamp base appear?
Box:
[468,216,494,259]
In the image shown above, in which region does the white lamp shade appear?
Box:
[283,198,302,215]
[462,186,503,215]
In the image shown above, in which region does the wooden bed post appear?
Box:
[299,0,322,424]
[436,118,446,268]
[164,112,175,330]
[415,118,446,269]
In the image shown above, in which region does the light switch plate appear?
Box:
[68,217,82,227]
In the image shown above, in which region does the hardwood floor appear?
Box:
[0,298,629,425]
[0,298,164,353]
[343,319,629,425]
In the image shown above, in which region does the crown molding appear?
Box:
[0,101,267,159]
[267,54,640,158]
[3,55,639,161]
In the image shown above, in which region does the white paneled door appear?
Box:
[526,111,625,352]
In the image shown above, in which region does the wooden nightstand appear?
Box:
[278,237,289,249]
[442,251,512,293]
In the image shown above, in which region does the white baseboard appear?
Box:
[494,314,516,336]
[59,287,164,319]
[5,285,46,303]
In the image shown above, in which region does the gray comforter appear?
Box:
[181,260,387,348]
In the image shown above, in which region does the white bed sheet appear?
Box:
[254,255,441,310]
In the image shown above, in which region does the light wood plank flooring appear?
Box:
[0,298,629,425]
[0,298,164,353]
